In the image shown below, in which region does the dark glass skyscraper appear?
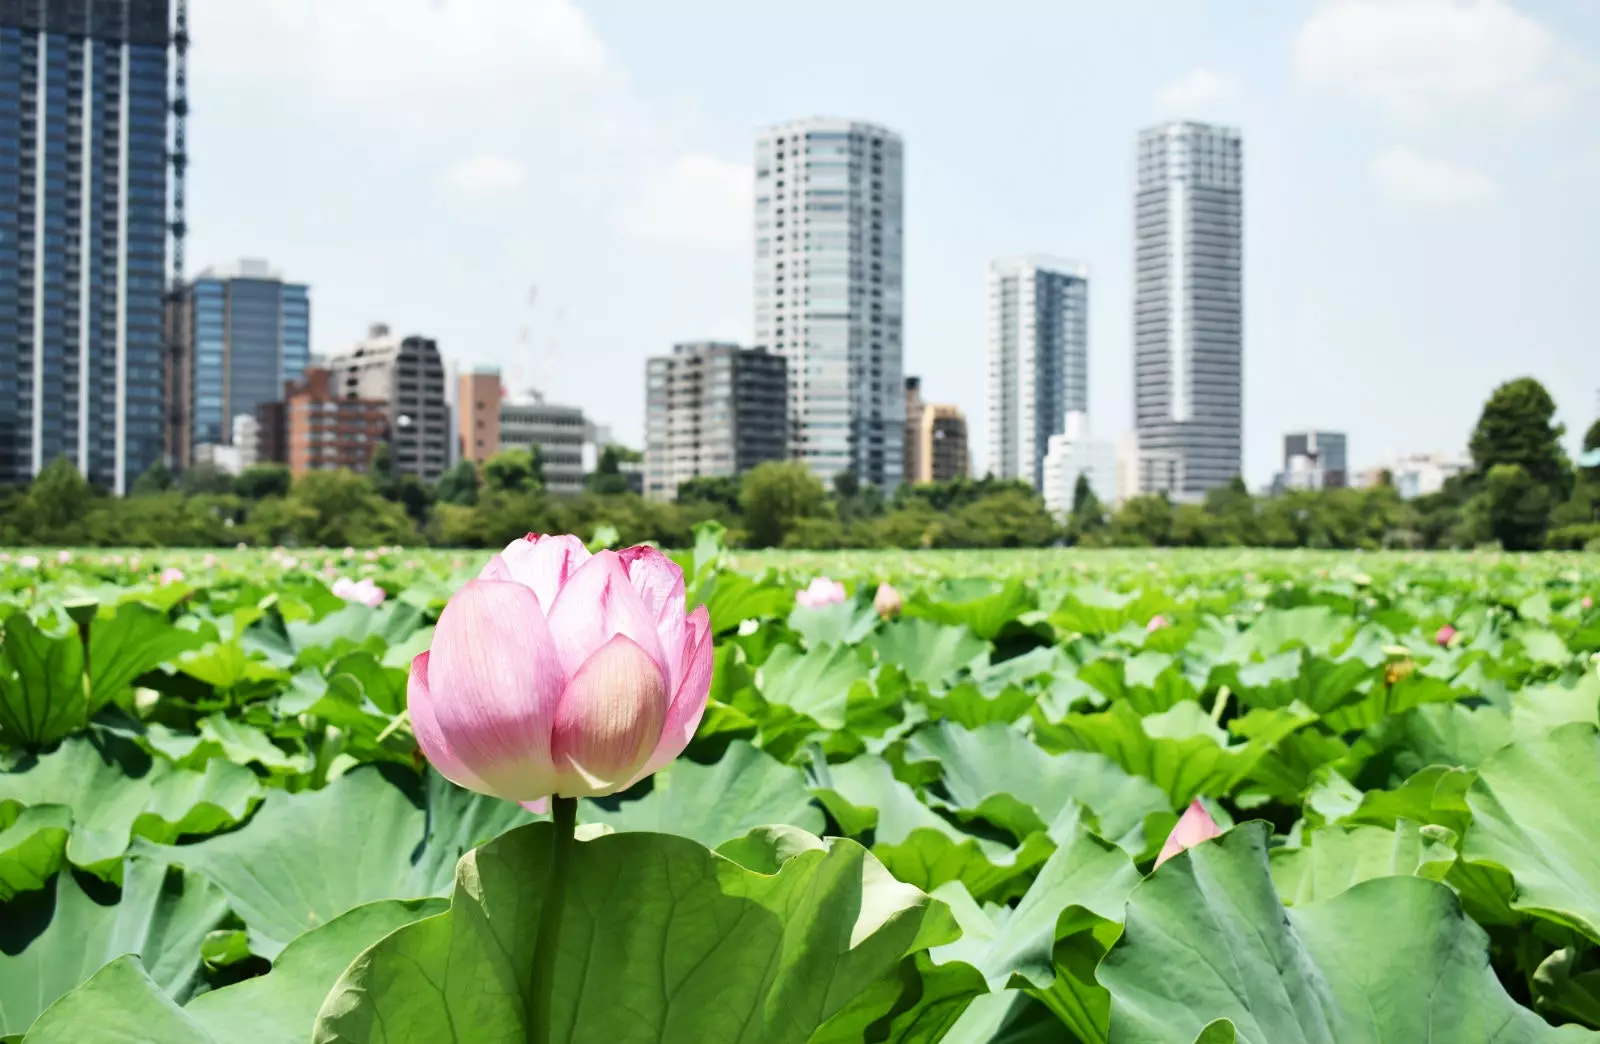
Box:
[166,259,310,467]
[0,1,170,493]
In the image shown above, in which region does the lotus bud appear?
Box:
[1155,799,1223,869]
[57,550,72,565]
[1436,624,1456,647]
[203,553,218,569]
[407,534,713,806]
[159,567,185,586]
[1583,596,1593,611]
[796,576,847,609]
[874,583,902,618]
[1146,614,1169,632]
[17,554,39,570]
[333,576,386,608]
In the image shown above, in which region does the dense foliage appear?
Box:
[2,537,1599,1040]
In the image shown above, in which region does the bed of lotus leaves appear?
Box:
[2,531,1600,1043]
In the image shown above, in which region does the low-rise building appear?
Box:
[1042,413,1115,518]
[904,377,969,484]
[1359,452,1471,499]
[277,367,389,476]
[458,367,503,464]
[500,391,587,495]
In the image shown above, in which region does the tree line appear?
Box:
[1,377,1596,551]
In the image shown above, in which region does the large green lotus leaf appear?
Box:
[1075,653,1198,715]
[582,741,821,847]
[1464,723,1600,942]
[1099,822,1585,1044]
[20,899,445,1044]
[1046,701,1267,808]
[1269,821,1455,905]
[0,804,72,901]
[0,856,228,1036]
[905,721,1169,852]
[1510,672,1600,740]
[754,642,868,729]
[0,732,262,885]
[813,756,1052,902]
[809,949,987,1044]
[1228,649,1373,714]
[904,578,1036,641]
[1049,586,1166,639]
[939,991,1077,1044]
[310,824,957,1044]
[0,612,84,748]
[87,602,207,710]
[141,767,512,958]
[928,802,1143,1044]
[1238,605,1353,658]
[787,599,879,649]
[700,571,794,635]
[1533,947,1600,1032]
[1355,701,1512,784]
[871,618,989,688]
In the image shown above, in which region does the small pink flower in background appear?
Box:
[57,550,72,565]
[159,567,185,586]
[796,577,848,609]
[0,552,11,564]
[129,555,141,570]
[202,553,218,569]
[1583,596,1593,611]
[343,546,356,559]
[364,550,379,562]
[874,583,903,618]
[408,534,714,806]
[405,559,417,569]
[1155,799,1224,869]
[17,554,40,570]
[332,576,386,608]
[323,564,337,577]
[236,542,248,551]
[1436,624,1457,648]
[1146,614,1169,632]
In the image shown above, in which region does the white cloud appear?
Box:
[614,153,753,252]
[1295,0,1569,120]
[1369,147,1499,207]
[1157,69,1236,111]
[443,153,526,195]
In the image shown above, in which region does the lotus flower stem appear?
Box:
[530,795,578,1044]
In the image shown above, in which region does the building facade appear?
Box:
[328,323,448,483]
[904,378,969,484]
[754,117,904,488]
[1274,430,1348,492]
[1358,452,1470,500]
[457,367,502,463]
[1041,412,1115,518]
[499,391,586,495]
[986,256,1089,489]
[644,341,788,500]
[0,1,170,493]
[276,367,387,476]
[1133,121,1243,499]
[167,259,309,468]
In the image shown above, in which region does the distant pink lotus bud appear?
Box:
[1583,596,1593,611]
[364,550,379,562]
[159,567,185,586]
[874,583,903,618]
[203,553,218,569]
[408,534,713,805]
[796,577,848,609]
[1146,614,1169,632]
[17,554,40,570]
[1436,624,1457,647]
[1154,799,1224,869]
[343,546,356,559]
[57,550,72,565]
[332,576,386,608]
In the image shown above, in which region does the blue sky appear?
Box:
[189,0,1599,487]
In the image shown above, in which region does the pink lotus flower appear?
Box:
[407,534,713,805]
[874,583,902,618]
[17,554,39,570]
[1583,596,1593,611]
[1146,614,1169,632]
[1436,624,1456,647]
[1154,799,1223,869]
[57,550,72,565]
[159,567,185,586]
[796,577,847,609]
[202,553,218,569]
[332,576,386,608]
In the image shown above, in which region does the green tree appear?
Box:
[1480,463,1553,551]
[483,447,542,494]
[586,445,631,495]
[176,462,236,495]
[1108,494,1174,547]
[1469,378,1572,494]
[739,461,828,548]
[436,459,480,506]
[1067,474,1105,541]
[278,470,417,546]
[235,464,291,500]
[23,456,95,540]
[676,475,742,519]
[1586,417,1600,453]
[130,461,174,496]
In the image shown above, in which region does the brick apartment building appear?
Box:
[257,367,388,475]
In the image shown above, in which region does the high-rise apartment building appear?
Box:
[985,257,1089,489]
[1133,121,1243,498]
[754,117,904,489]
[457,367,502,463]
[1042,412,1115,519]
[272,367,387,476]
[643,341,787,501]
[0,1,171,493]
[328,323,448,483]
[500,391,586,495]
[904,377,969,484]
[166,259,309,468]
